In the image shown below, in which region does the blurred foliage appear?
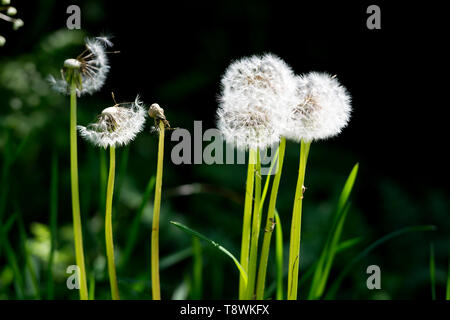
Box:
[0,1,449,301]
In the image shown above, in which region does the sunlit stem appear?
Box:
[69,81,88,300]
[151,121,165,300]
[239,149,256,299]
[246,150,262,299]
[255,137,286,299]
[105,146,120,300]
[287,140,311,300]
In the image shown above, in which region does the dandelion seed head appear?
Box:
[217,54,297,150]
[49,36,113,96]
[283,72,352,142]
[78,95,146,148]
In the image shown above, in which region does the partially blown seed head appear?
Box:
[78,95,146,148]
[217,54,297,150]
[49,36,114,96]
[282,72,352,142]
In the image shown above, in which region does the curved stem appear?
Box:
[239,149,256,299]
[287,140,311,300]
[151,121,165,300]
[255,137,286,299]
[246,150,261,299]
[105,146,119,300]
[69,81,88,300]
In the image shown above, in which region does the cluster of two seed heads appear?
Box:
[49,36,170,148]
[217,54,352,149]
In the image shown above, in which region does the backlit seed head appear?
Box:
[49,36,114,97]
[282,72,352,142]
[78,95,147,148]
[217,54,297,150]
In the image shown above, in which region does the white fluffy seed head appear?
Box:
[49,36,112,96]
[282,72,352,142]
[217,53,297,150]
[77,95,147,149]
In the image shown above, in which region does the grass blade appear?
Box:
[1,214,25,299]
[47,153,58,299]
[309,163,359,299]
[88,272,95,300]
[120,175,156,269]
[160,247,192,270]
[430,242,436,300]
[325,225,436,299]
[170,221,248,286]
[191,237,203,299]
[446,241,450,300]
[16,209,41,299]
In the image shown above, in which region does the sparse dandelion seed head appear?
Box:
[0,36,5,47]
[217,53,297,150]
[49,36,114,96]
[78,95,146,149]
[148,103,171,130]
[282,72,352,142]
[148,103,165,119]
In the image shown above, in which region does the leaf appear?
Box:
[170,221,248,285]
[309,163,359,299]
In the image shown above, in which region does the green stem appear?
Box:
[151,121,165,300]
[274,211,284,300]
[69,81,88,300]
[255,137,286,299]
[246,150,262,299]
[287,140,311,300]
[239,149,256,299]
[105,146,119,300]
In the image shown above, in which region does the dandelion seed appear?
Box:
[48,36,115,96]
[217,53,297,150]
[283,72,352,142]
[78,95,147,149]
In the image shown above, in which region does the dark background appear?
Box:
[0,0,448,299]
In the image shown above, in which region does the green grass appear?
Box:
[325,225,436,299]
[309,163,358,299]
[170,221,248,287]
[47,153,58,300]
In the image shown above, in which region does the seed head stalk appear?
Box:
[105,146,120,300]
[239,149,256,299]
[151,120,165,300]
[69,81,88,300]
[246,150,262,299]
[255,137,286,299]
[287,140,311,300]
